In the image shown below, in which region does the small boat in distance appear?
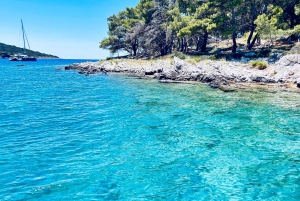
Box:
[10,20,37,62]
[10,54,37,61]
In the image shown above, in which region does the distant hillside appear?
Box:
[0,42,59,58]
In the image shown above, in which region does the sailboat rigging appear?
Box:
[10,20,37,61]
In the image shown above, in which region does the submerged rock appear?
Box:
[219,85,235,92]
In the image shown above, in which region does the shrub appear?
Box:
[251,60,267,70]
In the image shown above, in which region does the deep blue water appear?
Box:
[0,59,300,200]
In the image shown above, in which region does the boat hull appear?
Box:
[9,57,37,61]
[21,57,37,61]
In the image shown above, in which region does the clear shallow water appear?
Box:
[0,59,300,200]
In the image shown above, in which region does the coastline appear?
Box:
[64,54,300,93]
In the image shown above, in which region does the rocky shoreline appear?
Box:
[64,54,300,92]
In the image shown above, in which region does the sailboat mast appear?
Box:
[21,20,26,54]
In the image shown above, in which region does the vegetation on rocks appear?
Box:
[251,60,268,70]
[100,0,300,59]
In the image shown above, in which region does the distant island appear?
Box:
[0,42,59,59]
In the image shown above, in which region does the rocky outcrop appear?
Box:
[277,54,300,66]
[64,54,300,91]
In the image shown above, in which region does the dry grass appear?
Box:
[102,40,299,67]
[124,59,150,65]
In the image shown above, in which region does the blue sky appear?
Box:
[0,0,139,59]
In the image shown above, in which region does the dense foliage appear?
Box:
[0,42,58,58]
[100,0,300,57]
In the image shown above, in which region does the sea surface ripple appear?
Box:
[0,59,300,200]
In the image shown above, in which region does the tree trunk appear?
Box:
[231,7,237,54]
[164,45,169,55]
[232,32,237,54]
[290,8,296,41]
[201,31,209,52]
[160,48,165,56]
[180,38,184,52]
[169,42,173,54]
[247,23,256,50]
[249,33,258,49]
[196,37,201,51]
[176,38,180,51]
[132,44,137,56]
[183,38,187,53]
[160,45,168,56]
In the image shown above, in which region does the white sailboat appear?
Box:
[10,20,37,61]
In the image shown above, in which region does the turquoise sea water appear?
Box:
[0,59,300,200]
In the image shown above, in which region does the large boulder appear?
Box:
[277,54,300,66]
[159,70,178,80]
[160,62,178,80]
[174,56,188,71]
